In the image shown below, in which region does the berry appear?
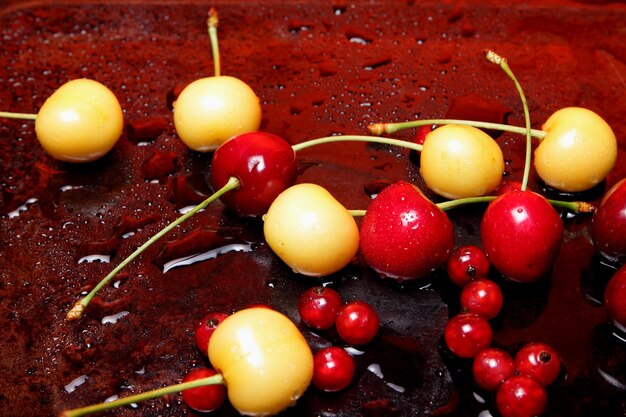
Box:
[312,347,355,392]
[194,312,229,355]
[360,181,455,280]
[335,301,380,345]
[35,79,123,162]
[173,76,261,152]
[460,278,503,319]
[446,245,490,287]
[298,286,343,330]
[496,375,548,417]
[472,348,515,391]
[605,265,626,331]
[210,131,297,217]
[264,183,360,277]
[181,368,226,413]
[420,124,504,199]
[535,107,617,192]
[481,190,563,283]
[444,313,493,358]
[208,308,313,416]
[515,342,561,386]
[592,178,626,262]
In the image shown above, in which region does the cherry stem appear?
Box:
[351,196,594,215]
[292,135,423,153]
[207,8,221,77]
[367,118,545,139]
[59,374,224,417]
[0,111,37,120]
[66,176,240,321]
[485,50,532,192]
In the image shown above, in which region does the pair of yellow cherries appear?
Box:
[10,75,261,163]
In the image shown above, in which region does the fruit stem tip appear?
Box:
[66,301,85,321]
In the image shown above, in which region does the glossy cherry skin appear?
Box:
[592,178,626,263]
[415,125,435,145]
[210,131,297,217]
[194,312,229,355]
[460,278,503,319]
[360,181,455,280]
[604,264,626,331]
[481,190,563,283]
[335,301,380,345]
[298,286,343,330]
[496,375,547,417]
[535,107,617,192]
[472,348,515,391]
[181,368,227,413]
[312,347,355,392]
[446,245,490,287]
[514,342,561,386]
[443,313,493,359]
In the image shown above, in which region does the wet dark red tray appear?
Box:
[0,1,625,416]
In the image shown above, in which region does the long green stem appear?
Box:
[208,8,221,77]
[66,177,240,321]
[351,195,594,215]
[0,111,37,120]
[485,50,532,191]
[60,374,224,417]
[292,135,423,153]
[367,118,545,139]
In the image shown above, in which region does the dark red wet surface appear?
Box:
[0,1,625,416]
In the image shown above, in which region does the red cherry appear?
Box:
[336,301,380,345]
[298,286,343,330]
[480,190,563,283]
[494,179,523,196]
[446,245,490,287]
[181,368,226,413]
[209,131,297,217]
[514,342,561,386]
[444,313,493,358]
[312,347,355,392]
[472,348,515,391]
[605,264,626,331]
[360,181,455,280]
[592,178,626,263]
[415,124,435,145]
[460,278,503,319]
[496,375,547,417]
[194,312,229,355]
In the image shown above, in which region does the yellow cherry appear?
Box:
[263,183,359,277]
[535,107,617,192]
[208,308,313,416]
[34,79,123,163]
[173,76,262,152]
[420,124,504,199]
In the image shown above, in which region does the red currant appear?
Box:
[181,368,226,413]
[604,264,626,331]
[298,286,343,330]
[460,278,503,319]
[446,245,490,287]
[444,313,493,358]
[496,375,547,417]
[312,346,355,392]
[336,301,380,345]
[514,342,561,386]
[194,312,229,355]
[472,348,515,391]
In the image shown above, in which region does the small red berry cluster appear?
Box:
[297,286,380,392]
[444,245,562,417]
